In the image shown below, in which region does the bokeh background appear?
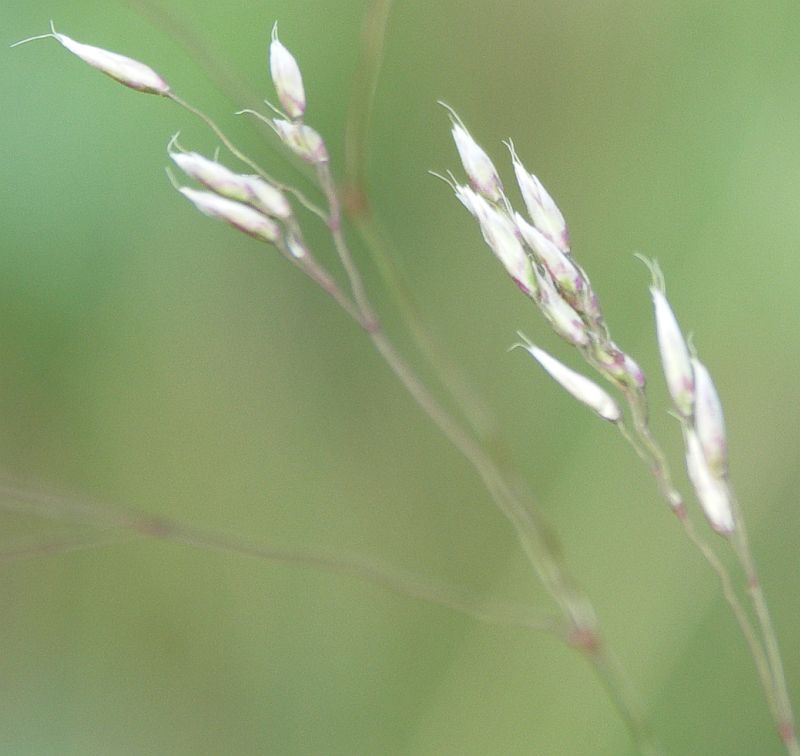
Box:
[2,1,799,753]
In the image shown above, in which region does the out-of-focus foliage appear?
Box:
[2,1,799,753]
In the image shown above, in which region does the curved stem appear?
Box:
[311,161,658,752]
[0,483,559,636]
[614,385,798,751]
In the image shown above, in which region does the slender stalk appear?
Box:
[587,644,660,756]
[312,162,658,753]
[730,497,799,754]
[0,483,559,635]
[679,512,779,724]
[342,0,393,217]
[613,384,799,751]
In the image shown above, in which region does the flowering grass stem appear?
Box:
[616,386,797,751]
[0,482,561,636]
[314,150,658,754]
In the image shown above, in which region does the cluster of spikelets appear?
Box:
[441,116,734,534]
[14,22,326,260]
[14,21,733,537]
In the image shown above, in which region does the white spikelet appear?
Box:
[644,259,694,417]
[13,22,169,95]
[685,429,735,534]
[692,357,727,478]
[516,336,621,422]
[269,24,305,119]
[441,104,502,202]
[272,119,328,163]
[506,141,569,252]
[515,213,583,301]
[170,147,291,219]
[462,191,538,297]
[178,188,281,244]
[535,268,590,347]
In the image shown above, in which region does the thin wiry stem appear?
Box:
[341,2,497,441]
[312,159,658,754]
[0,483,560,636]
[588,645,660,756]
[342,0,393,217]
[612,384,798,751]
[730,495,799,754]
[679,511,778,725]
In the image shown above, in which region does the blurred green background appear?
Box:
[2,1,799,753]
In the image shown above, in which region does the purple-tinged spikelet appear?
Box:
[170,147,291,219]
[442,104,503,202]
[535,269,590,347]
[515,213,584,303]
[178,188,281,244]
[458,188,538,298]
[506,141,569,253]
[272,120,328,163]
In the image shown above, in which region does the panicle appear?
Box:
[507,142,569,253]
[685,428,735,534]
[535,268,590,347]
[178,187,281,244]
[269,24,306,119]
[516,337,621,422]
[691,357,727,478]
[272,119,328,163]
[443,106,502,202]
[650,277,694,417]
[14,23,170,95]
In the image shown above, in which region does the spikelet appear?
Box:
[13,22,169,95]
[269,24,305,119]
[515,336,621,422]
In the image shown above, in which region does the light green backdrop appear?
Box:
[2,1,799,753]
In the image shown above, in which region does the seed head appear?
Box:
[272,119,328,163]
[178,187,281,244]
[506,141,569,253]
[269,24,306,119]
[13,22,169,95]
[685,428,734,534]
[515,336,621,422]
[441,104,502,202]
[691,357,727,478]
